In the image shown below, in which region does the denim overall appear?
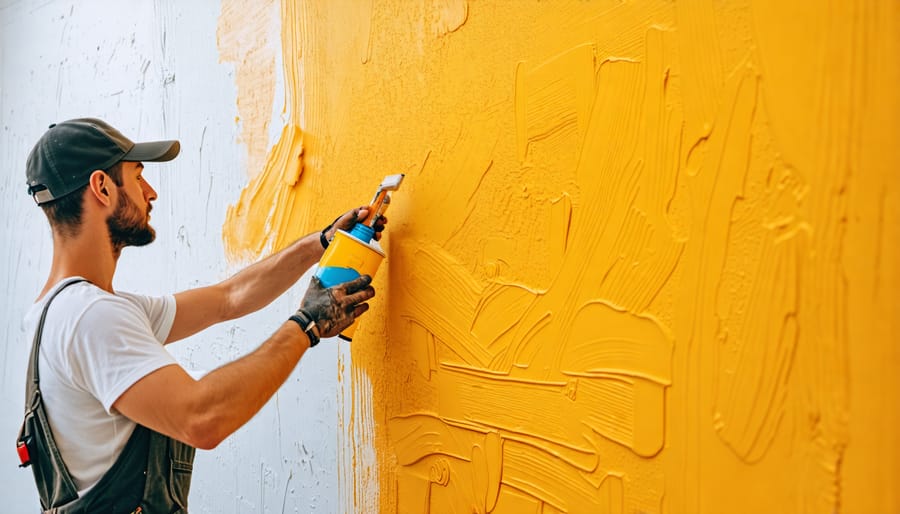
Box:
[17,279,195,513]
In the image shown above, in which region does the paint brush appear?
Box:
[364,174,405,227]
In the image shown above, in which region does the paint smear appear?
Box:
[428,0,468,37]
[219,0,899,512]
[217,0,277,183]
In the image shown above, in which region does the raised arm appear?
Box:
[166,206,384,343]
[114,274,375,449]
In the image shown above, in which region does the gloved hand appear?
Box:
[298,274,375,339]
[321,206,387,247]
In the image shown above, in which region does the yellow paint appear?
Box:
[217,0,278,183]
[220,0,900,512]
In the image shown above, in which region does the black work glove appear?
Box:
[298,275,375,338]
[321,206,388,248]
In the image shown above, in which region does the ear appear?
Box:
[88,170,113,207]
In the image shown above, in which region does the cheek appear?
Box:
[117,191,140,215]
[127,187,144,205]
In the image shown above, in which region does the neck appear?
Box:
[40,225,118,299]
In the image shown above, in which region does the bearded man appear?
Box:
[17,118,381,513]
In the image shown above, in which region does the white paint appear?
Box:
[0,1,344,512]
[338,353,379,513]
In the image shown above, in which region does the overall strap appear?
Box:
[25,278,88,400]
[21,278,88,509]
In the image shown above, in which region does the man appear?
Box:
[17,118,381,512]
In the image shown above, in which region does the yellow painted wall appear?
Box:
[221,1,900,512]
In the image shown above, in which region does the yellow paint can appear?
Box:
[315,228,385,340]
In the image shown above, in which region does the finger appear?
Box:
[337,274,373,295]
[343,286,375,307]
[351,302,370,318]
[331,316,356,335]
[333,208,361,231]
[372,216,386,240]
[342,209,360,225]
[355,206,370,223]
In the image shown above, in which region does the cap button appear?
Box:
[48,123,57,128]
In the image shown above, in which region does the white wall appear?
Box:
[0,1,343,512]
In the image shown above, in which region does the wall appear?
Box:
[0,1,346,512]
[2,1,898,513]
[221,1,900,513]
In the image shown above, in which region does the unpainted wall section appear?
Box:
[0,2,345,512]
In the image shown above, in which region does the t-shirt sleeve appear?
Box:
[69,296,179,414]
[115,291,176,343]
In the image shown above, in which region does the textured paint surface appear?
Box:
[217,0,900,512]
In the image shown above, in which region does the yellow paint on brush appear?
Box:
[220,0,900,512]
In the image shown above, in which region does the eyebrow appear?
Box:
[136,163,145,171]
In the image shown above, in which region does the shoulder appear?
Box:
[28,279,176,344]
[31,280,175,394]
[34,283,150,342]
[32,280,117,325]
[35,281,160,332]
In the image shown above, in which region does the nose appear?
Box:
[142,179,158,202]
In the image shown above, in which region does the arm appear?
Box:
[166,206,385,344]
[114,275,374,449]
[166,232,322,343]
[117,322,309,450]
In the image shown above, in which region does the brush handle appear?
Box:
[365,191,391,227]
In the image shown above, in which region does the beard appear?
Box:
[107,192,155,250]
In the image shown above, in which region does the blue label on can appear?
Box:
[316,266,361,288]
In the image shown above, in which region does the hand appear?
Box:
[322,206,388,244]
[299,275,375,338]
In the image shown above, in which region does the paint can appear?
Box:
[315,226,385,341]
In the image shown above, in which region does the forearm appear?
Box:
[168,207,376,343]
[190,321,310,448]
[222,231,324,320]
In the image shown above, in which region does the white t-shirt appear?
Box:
[22,278,178,495]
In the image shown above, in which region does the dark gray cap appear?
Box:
[26,118,180,205]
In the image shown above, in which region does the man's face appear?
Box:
[107,162,156,249]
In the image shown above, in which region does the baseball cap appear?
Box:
[25,118,180,205]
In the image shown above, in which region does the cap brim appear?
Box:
[122,140,180,162]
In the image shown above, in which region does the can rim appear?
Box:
[334,229,386,257]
